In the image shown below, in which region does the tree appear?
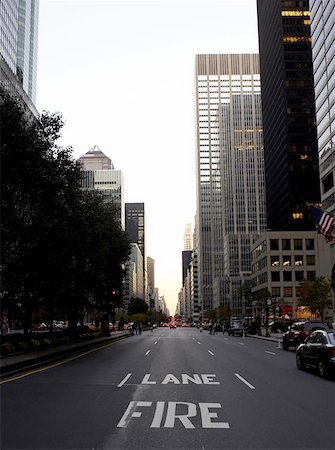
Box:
[128,298,148,315]
[298,277,333,320]
[1,86,131,336]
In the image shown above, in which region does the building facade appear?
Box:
[125,203,146,302]
[257,0,320,231]
[251,231,333,321]
[0,0,39,115]
[79,147,125,229]
[195,53,267,318]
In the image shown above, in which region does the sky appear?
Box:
[37,0,259,315]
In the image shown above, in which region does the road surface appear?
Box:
[1,328,334,449]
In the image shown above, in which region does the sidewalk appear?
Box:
[0,330,132,378]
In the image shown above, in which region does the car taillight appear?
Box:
[328,347,335,357]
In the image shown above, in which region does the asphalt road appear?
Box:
[1,328,334,450]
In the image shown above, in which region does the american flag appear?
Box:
[311,205,335,242]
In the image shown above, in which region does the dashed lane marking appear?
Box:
[118,373,132,388]
[265,351,276,355]
[208,350,215,356]
[235,373,255,390]
[145,350,151,356]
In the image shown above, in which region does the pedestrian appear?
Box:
[133,321,138,335]
[139,322,142,335]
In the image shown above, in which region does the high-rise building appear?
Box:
[257,0,320,231]
[125,203,146,301]
[183,223,193,250]
[195,54,267,317]
[78,146,125,228]
[310,0,335,215]
[0,0,39,115]
[17,0,39,103]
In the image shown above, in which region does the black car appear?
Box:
[282,320,332,350]
[296,330,335,378]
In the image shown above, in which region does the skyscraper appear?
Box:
[257,0,320,231]
[78,146,125,228]
[125,203,146,301]
[195,54,267,317]
[0,0,39,114]
[310,0,335,215]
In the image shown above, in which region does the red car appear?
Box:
[32,323,48,331]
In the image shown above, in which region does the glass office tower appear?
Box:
[310,0,335,214]
[195,54,266,318]
[257,0,320,231]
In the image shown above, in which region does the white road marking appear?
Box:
[238,342,245,345]
[265,351,276,355]
[154,341,158,345]
[117,373,132,388]
[235,373,255,390]
[208,350,215,356]
[145,350,150,356]
[198,342,201,345]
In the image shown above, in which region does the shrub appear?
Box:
[1,342,15,354]
[17,341,29,351]
[29,339,41,349]
[56,336,70,345]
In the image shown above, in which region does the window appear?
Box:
[295,271,304,282]
[306,255,315,265]
[294,239,303,250]
[284,287,292,297]
[305,239,314,250]
[271,256,280,267]
[283,271,292,282]
[270,239,279,250]
[282,239,291,250]
[272,287,281,297]
[283,257,291,266]
[271,271,280,282]
[294,254,303,266]
[307,271,315,280]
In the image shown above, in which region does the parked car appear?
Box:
[32,323,48,331]
[282,321,332,350]
[268,320,286,333]
[228,321,246,337]
[296,330,335,378]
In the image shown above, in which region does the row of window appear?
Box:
[270,238,314,250]
[271,254,315,266]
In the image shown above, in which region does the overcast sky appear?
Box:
[37,0,259,315]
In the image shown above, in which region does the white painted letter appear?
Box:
[199,403,229,429]
[201,374,219,385]
[141,374,156,384]
[150,401,165,428]
[181,374,202,384]
[162,374,180,384]
[164,402,196,429]
[117,401,152,428]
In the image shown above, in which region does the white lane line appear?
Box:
[224,337,228,341]
[197,342,201,345]
[154,341,158,345]
[208,350,215,356]
[235,373,255,390]
[145,350,150,356]
[265,350,276,355]
[117,373,132,388]
[238,342,245,346]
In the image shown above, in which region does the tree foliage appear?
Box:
[298,277,333,320]
[128,298,148,315]
[0,87,131,334]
